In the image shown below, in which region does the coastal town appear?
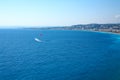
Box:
[70,24,120,33]
[28,24,120,33]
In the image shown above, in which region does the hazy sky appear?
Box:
[0,0,120,27]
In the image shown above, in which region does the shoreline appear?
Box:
[0,28,120,36]
[79,30,120,36]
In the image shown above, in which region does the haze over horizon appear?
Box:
[0,0,120,28]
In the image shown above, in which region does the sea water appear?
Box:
[0,29,120,80]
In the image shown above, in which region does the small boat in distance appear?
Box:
[34,38,42,42]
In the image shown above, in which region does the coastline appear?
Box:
[79,30,120,36]
[1,28,120,36]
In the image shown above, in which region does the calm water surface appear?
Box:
[0,29,120,80]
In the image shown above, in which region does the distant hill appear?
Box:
[25,23,120,33]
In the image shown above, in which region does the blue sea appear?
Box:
[0,29,120,80]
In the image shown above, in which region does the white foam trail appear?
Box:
[34,38,42,42]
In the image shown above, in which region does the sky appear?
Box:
[0,0,120,27]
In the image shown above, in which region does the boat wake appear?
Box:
[34,38,42,42]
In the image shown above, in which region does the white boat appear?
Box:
[34,38,42,42]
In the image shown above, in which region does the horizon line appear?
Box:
[0,22,120,28]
